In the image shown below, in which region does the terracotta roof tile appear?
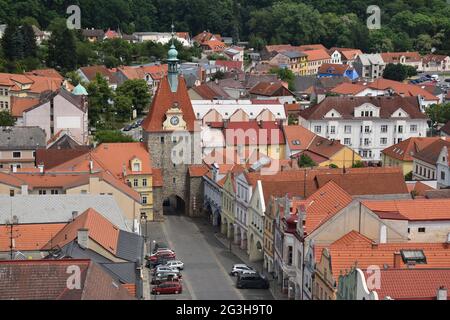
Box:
[283,125,316,151]
[44,208,120,254]
[382,137,440,161]
[188,164,209,177]
[363,198,450,221]
[413,138,450,165]
[380,52,421,63]
[142,76,196,132]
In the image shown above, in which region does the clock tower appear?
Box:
[141,26,200,219]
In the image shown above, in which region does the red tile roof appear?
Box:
[316,231,450,283]
[79,65,118,84]
[249,81,292,96]
[215,60,243,71]
[363,198,450,221]
[0,259,134,300]
[43,208,120,254]
[330,82,366,95]
[188,164,209,177]
[304,49,331,61]
[318,63,351,75]
[301,181,353,234]
[366,268,450,300]
[0,223,66,252]
[413,138,450,165]
[382,137,441,161]
[380,52,421,63]
[142,76,196,132]
[283,125,316,151]
[442,122,450,135]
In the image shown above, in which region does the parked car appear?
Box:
[148,250,176,262]
[445,78,450,83]
[123,125,133,132]
[151,281,183,295]
[151,265,179,276]
[151,273,181,285]
[230,264,256,276]
[236,274,270,289]
[165,260,184,270]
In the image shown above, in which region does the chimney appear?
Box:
[21,185,28,195]
[89,160,94,173]
[393,252,402,268]
[12,165,17,173]
[437,286,448,300]
[72,211,79,221]
[38,164,44,174]
[77,228,89,249]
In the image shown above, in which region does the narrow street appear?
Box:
[145,215,274,300]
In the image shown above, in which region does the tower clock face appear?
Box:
[170,116,180,126]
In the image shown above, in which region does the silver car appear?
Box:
[230,264,256,276]
[165,260,184,270]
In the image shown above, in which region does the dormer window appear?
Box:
[133,162,141,172]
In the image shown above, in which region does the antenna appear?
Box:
[171,21,175,46]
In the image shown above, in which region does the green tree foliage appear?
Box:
[383,63,408,82]
[94,130,135,143]
[116,79,152,115]
[48,28,77,72]
[0,111,16,126]
[113,95,133,122]
[352,161,365,168]
[426,103,450,129]
[270,67,295,91]
[298,154,316,168]
[87,73,114,126]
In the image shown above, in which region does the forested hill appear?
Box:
[1,0,449,54]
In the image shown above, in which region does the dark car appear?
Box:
[151,281,182,295]
[236,273,270,289]
[445,78,450,83]
[123,125,133,132]
[152,242,169,254]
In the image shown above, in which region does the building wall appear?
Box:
[66,177,142,223]
[303,118,428,162]
[408,221,450,242]
[382,154,412,176]
[0,150,36,169]
[320,146,363,168]
[125,174,153,220]
[413,158,436,181]
[0,86,11,111]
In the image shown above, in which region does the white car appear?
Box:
[165,260,184,270]
[152,265,179,275]
[230,264,256,276]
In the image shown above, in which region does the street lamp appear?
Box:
[151,240,156,255]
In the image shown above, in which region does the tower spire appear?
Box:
[167,21,179,93]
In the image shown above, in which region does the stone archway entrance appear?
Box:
[163,194,186,215]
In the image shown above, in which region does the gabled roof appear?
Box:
[413,138,450,165]
[0,259,134,300]
[382,137,440,161]
[363,198,450,221]
[10,97,40,117]
[249,81,292,96]
[188,164,209,177]
[299,96,426,120]
[142,76,196,132]
[302,181,353,234]
[191,82,230,99]
[315,171,409,196]
[283,125,316,151]
[79,65,118,84]
[43,208,120,255]
[422,54,449,64]
[303,49,331,61]
[380,52,421,63]
[367,268,450,300]
[318,63,350,75]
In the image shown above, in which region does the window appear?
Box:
[314,126,321,134]
[400,249,426,264]
[442,171,446,180]
[142,196,148,204]
[173,178,176,184]
[330,126,336,134]
[133,179,138,187]
[51,190,59,195]
[398,125,403,133]
[397,138,402,143]
[133,163,141,172]
[344,125,351,134]
[364,126,370,133]
[418,228,426,233]
[364,138,370,146]
[13,152,21,158]
[381,125,388,133]
[380,137,387,145]
[344,138,351,145]
[410,124,417,133]
[287,246,293,265]
[160,136,165,144]
[9,190,14,197]
[39,190,47,195]
[142,179,147,187]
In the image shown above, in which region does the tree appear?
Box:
[1,23,24,61]
[270,67,295,91]
[383,63,408,82]
[211,71,225,81]
[94,130,135,143]
[116,79,151,115]
[21,23,37,58]
[352,161,365,168]
[0,111,16,126]
[87,73,114,126]
[329,163,339,169]
[426,103,450,130]
[114,94,133,122]
[298,154,316,168]
[47,28,77,72]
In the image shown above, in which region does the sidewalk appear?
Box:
[214,232,288,300]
